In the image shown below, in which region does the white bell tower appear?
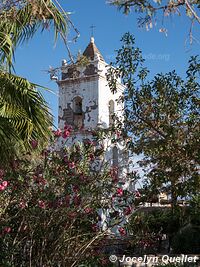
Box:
[57,37,129,179]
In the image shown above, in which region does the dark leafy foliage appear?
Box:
[107,33,200,209]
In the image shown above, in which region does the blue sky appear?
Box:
[14,0,200,126]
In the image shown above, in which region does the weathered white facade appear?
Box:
[57,37,129,179]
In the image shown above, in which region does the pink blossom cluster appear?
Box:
[53,125,73,139]
[38,200,46,209]
[1,226,11,235]
[68,161,76,169]
[19,201,27,209]
[84,207,93,214]
[0,169,7,191]
[134,190,141,198]
[124,206,132,215]
[33,174,47,186]
[117,188,123,196]
[0,180,8,191]
[118,227,126,236]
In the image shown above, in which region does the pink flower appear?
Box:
[119,227,126,236]
[2,181,8,187]
[68,162,75,169]
[89,153,95,161]
[116,188,123,196]
[84,207,93,214]
[19,201,27,209]
[54,128,62,137]
[62,129,70,139]
[64,124,72,131]
[135,190,141,198]
[39,178,47,186]
[38,200,46,209]
[0,185,5,191]
[0,180,8,191]
[124,207,132,215]
[31,140,38,149]
[3,227,11,234]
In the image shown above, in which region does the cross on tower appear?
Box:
[90,25,96,37]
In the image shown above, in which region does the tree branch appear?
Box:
[185,0,200,24]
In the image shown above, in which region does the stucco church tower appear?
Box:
[56,37,129,179]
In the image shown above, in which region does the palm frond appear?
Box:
[0,0,68,67]
[0,70,53,163]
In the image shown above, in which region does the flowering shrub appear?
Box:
[0,128,135,266]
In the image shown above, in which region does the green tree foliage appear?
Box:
[127,208,181,253]
[0,0,68,164]
[189,194,200,225]
[109,0,200,35]
[107,33,200,209]
[128,204,200,253]
[172,224,200,254]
